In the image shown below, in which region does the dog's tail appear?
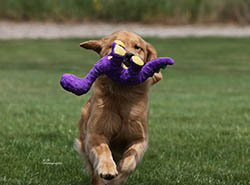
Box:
[74,138,83,155]
[74,138,92,173]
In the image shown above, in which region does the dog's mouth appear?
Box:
[122,53,134,69]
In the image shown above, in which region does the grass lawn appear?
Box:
[0,37,250,185]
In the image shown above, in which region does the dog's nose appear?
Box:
[123,52,134,67]
[125,52,134,59]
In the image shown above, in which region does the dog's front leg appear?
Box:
[108,139,148,185]
[86,134,118,182]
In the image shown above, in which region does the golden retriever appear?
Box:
[75,31,163,185]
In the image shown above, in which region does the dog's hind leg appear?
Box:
[108,139,148,185]
[78,98,91,141]
[75,99,92,172]
[74,138,93,173]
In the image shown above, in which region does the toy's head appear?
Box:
[60,31,174,96]
[80,30,158,66]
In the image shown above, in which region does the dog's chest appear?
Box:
[94,77,149,140]
[105,101,148,141]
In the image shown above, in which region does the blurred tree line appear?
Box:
[0,0,250,24]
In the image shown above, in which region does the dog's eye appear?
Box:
[134,44,142,50]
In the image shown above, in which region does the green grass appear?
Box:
[0,0,250,24]
[0,37,250,185]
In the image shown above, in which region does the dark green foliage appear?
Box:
[0,0,250,24]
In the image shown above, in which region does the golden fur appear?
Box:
[75,31,162,185]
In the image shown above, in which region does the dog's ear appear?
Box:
[146,43,162,85]
[80,40,102,54]
[146,43,157,62]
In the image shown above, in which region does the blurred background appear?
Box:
[0,0,250,24]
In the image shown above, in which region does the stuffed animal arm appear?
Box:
[60,40,174,95]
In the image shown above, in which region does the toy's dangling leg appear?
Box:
[126,56,144,84]
[105,40,127,80]
[129,56,144,73]
[109,40,126,67]
[139,57,174,83]
[60,73,94,96]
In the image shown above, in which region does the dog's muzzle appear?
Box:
[123,52,134,67]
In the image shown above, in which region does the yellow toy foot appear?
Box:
[114,40,125,48]
[131,56,144,66]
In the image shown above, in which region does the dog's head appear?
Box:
[80,31,157,68]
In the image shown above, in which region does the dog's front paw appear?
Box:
[98,160,118,180]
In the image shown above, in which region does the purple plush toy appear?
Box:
[60,40,174,96]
